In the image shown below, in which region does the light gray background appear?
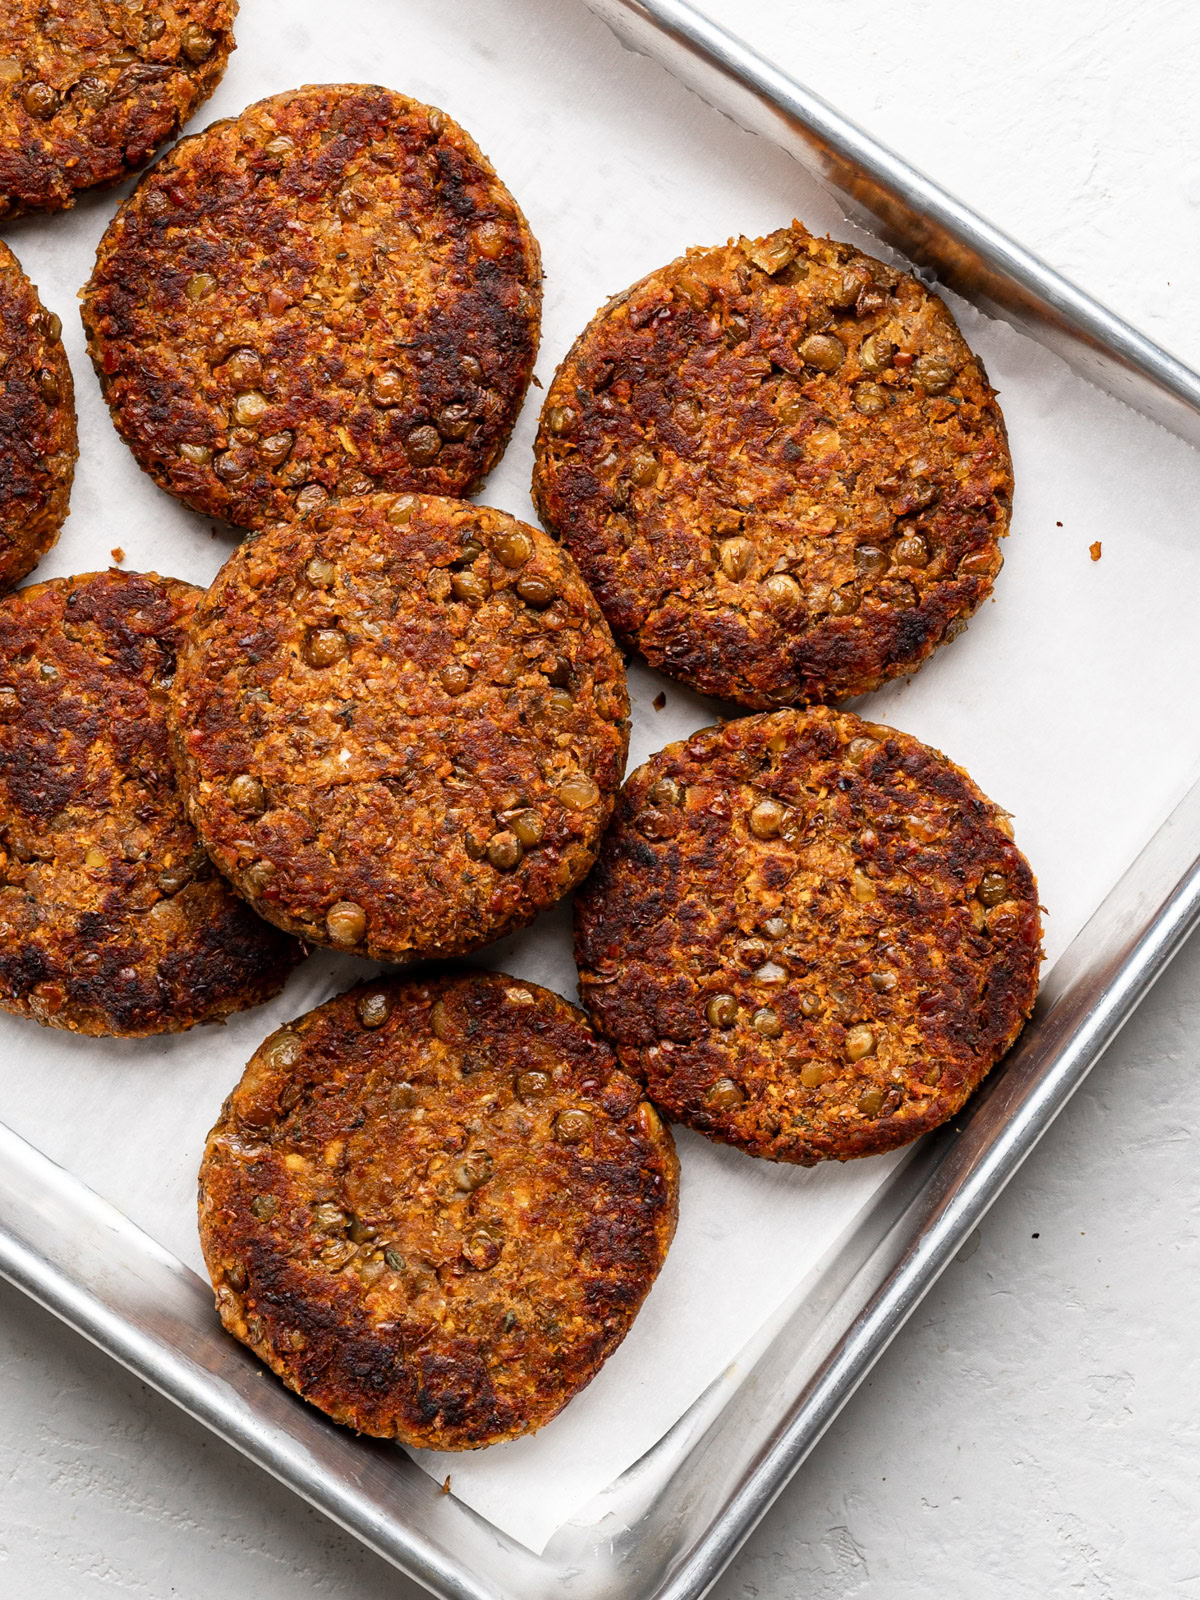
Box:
[2,0,1198,1594]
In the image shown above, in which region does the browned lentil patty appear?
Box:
[532,223,1012,708]
[168,494,629,963]
[0,240,77,592]
[575,708,1041,1165]
[0,571,302,1036]
[81,83,541,529]
[0,0,235,218]
[199,970,679,1448]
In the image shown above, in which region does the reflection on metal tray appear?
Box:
[3,1,1200,1597]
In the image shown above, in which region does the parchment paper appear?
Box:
[1,0,1198,1555]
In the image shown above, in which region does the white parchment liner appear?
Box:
[1,0,1197,1554]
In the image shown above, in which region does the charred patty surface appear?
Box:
[575,708,1041,1164]
[168,494,629,963]
[0,0,235,218]
[0,570,303,1035]
[0,240,77,591]
[533,223,1012,708]
[82,83,541,529]
[199,971,679,1449]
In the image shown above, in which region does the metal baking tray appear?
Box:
[3,1,1200,1596]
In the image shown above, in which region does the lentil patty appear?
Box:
[532,222,1012,707]
[575,708,1041,1164]
[0,571,302,1036]
[0,0,235,218]
[199,971,679,1449]
[0,240,77,592]
[168,494,629,963]
[82,83,541,529]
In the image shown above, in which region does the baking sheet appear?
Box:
[2,0,1200,1556]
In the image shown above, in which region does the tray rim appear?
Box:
[597,0,1200,445]
[3,3,1200,1598]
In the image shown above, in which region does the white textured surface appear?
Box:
[2,0,1199,1592]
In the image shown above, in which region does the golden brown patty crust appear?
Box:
[532,223,1012,708]
[575,708,1041,1164]
[82,83,541,529]
[169,494,629,963]
[0,240,77,591]
[199,971,679,1449]
[0,0,235,218]
[0,570,302,1036]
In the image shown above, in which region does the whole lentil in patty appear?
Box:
[532,221,1012,707]
[0,0,236,218]
[0,570,303,1036]
[575,707,1041,1164]
[198,971,679,1448]
[82,83,541,528]
[168,494,629,963]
